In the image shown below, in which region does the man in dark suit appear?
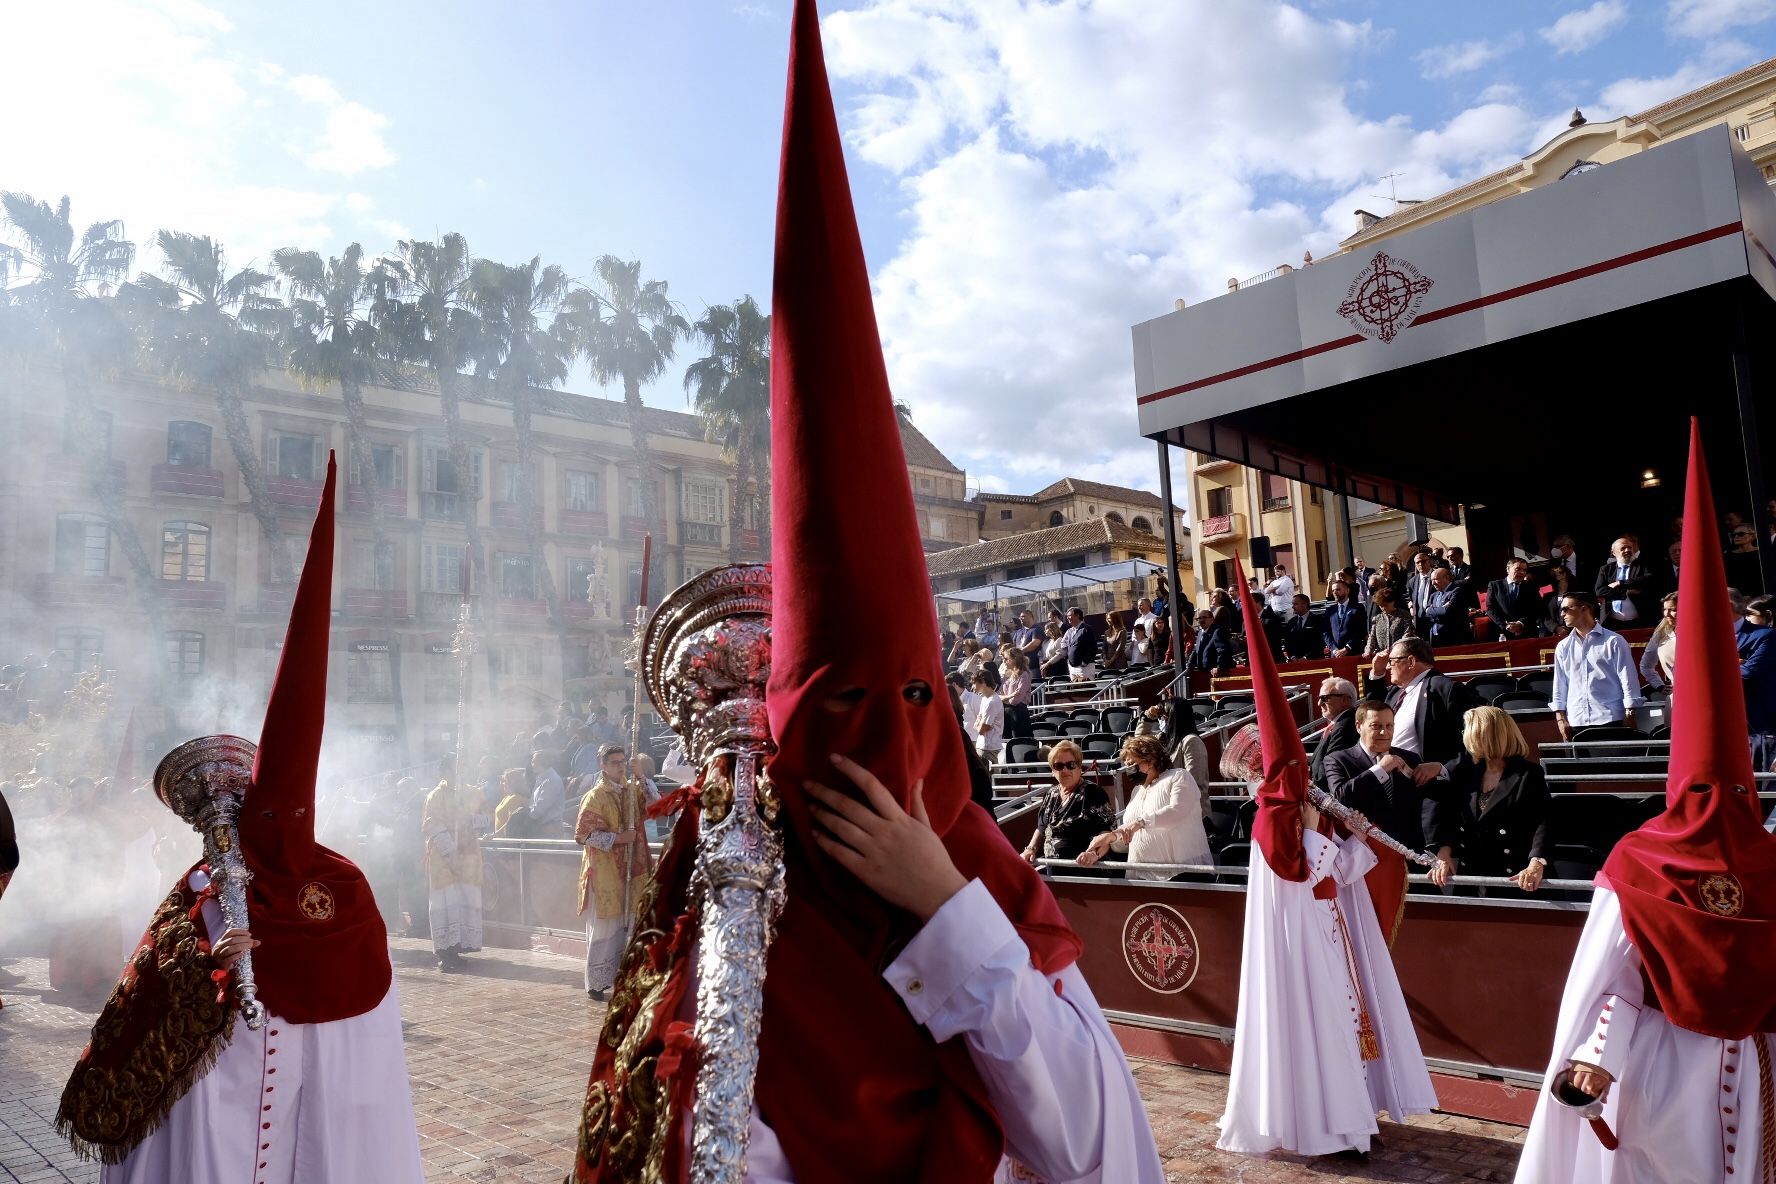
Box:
[1446,547,1473,586]
[1309,675,1360,788]
[1323,578,1367,657]
[1407,550,1438,635]
[1188,609,1232,674]
[1279,593,1327,661]
[1740,596,1776,771]
[1369,636,1478,838]
[1421,567,1474,647]
[1594,535,1654,631]
[1486,557,1543,639]
[1324,701,1459,860]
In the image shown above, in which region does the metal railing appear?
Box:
[1034,857,1594,891]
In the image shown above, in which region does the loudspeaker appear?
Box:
[1249,536,1273,570]
[1404,514,1429,546]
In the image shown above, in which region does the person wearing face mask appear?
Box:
[1075,734,1209,880]
[1549,534,1580,580]
[569,11,1163,1180]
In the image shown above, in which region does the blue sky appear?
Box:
[6,0,1776,503]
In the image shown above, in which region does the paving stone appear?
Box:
[0,937,1526,1182]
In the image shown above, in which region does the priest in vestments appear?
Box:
[423,778,484,972]
[56,457,424,1184]
[573,745,650,1000]
[1218,562,1436,1158]
[1517,421,1776,1184]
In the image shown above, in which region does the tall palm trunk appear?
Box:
[215,382,296,587]
[61,359,169,698]
[435,368,490,598]
[339,374,407,757]
[622,373,664,595]
[728,443,752,563]
[506,379,569,674]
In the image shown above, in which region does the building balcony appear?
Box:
[157,579,226,611]
[346,484,408,517]
[1262,495,1292,512]
[565,600,612,624]
[739,529,764,554]
[620,515,651,540]
[256,583,296,616]
[680,521,723,548]
[342,587,410,618]
[152,464,224,498]
[1193,456,1239,475]
[495,596,549,623]
[491,500,543,531]
[31,573,127,609]
[267,475,326,509]
[1199,512,1244,542]
[560,509,609,537]
[420,590,467,622]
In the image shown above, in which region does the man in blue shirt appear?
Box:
[1551,591,1642,740]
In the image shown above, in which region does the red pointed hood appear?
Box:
[1602,419,1776,1039]
[754,6,1077,1181]
[1236,559,1312,881]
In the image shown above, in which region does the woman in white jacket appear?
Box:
[1076,733,1210,880]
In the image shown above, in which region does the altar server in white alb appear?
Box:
[1218,562,1436,1159]
[1517,420,1776,1184]
[57,456,425,1184]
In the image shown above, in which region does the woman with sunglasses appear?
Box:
[1019,739,1117,866]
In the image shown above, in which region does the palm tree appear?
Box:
[683,296,770,561]
[462,256,579,672]
[379,235,489,601]
[124,231,296,585]
[0,193,168,686]
[585,256,687,596]
[273,243,408,754]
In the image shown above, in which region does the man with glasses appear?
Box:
[1550,592,1641,741]
[1309,676,1359,788]
[1370,638,1477,794]
[1726,518,1764,594]
[1594,535,1651,631]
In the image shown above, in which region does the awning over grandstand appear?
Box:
[1132,125,1776,582]
[936,559,1166,605]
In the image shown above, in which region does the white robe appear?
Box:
[1218,829,1438,1156]
[699,879,1166,1183]
[1515,887,1771,1184]
[101,872,424,1184]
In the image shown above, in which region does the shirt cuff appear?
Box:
[883,879,1022,1027]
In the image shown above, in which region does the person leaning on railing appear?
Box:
[1447,706,1550,892]
[1019,739,1118,866]
[1076,733,1210,881]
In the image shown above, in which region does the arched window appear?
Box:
[167,421,213,468]
[1131,516,1152,533]
[1105,511,1125,525]
[55,513,110,576]
[164,631,205,679]
[161,522,211,581]
[1048,511,1066,527]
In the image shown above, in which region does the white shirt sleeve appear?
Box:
[879,879,1165,1183]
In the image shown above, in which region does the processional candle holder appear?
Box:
[153,735,269,1030]
[637,563,778,1184]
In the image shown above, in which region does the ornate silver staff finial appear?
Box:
[154,735,268,1030]
[638,563,779,1184]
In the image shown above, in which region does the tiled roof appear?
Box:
[1632,55,1776,125]
[898,417,962,473]
[925,517,1178,578]
[1028,477,1169,511]
[374,364,707,439]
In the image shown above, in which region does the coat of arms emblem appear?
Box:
[1337,249,1435,343]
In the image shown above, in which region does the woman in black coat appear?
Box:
[1449,706,1551,891]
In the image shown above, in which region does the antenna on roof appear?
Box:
[1370,172,1413,211]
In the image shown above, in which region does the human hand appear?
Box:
[1075,848,1101,867]
[806,754,967,922]
[1556,716,1571,741]
[1022,845,1039,866]
[1412,761,1444,786]
[211,927,261,971]
[1515,859,1546,892]
[1144,705,1163,719]
[1507,622,1524,636]
[1569,1063,1612,1100]
[1370,652,1389,679]
[1378,753,1409,776]
[1429,856,1454,887]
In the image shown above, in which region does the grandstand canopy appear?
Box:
[1133,125,1776,584]
[935,558,1166,606]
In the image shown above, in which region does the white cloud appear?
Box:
[1668,0,1776,37]
[1415,36,1519,80]
[1592,38,1758,115]
[0,2,402,267]
[1540,1,1630,54]
[823,0,1543,495]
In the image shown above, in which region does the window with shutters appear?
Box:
[421,542,467,593]
[499,552,536,599]
[164,631,205,679]
[351,443,405,489]
[567,471,602,512]
[161,521,210,581]
[55,514,110,577]
[682,479,723,524]
[269,430,322,480]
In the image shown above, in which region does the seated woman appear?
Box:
[1076,733,1211,881]
[1449,705,1551,892]
[1020,740,1118,866]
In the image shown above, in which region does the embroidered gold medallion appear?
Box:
[298,882,336,921]
[1701,873,1744,917]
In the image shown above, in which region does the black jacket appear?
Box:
[1280,612,1327,661]
[1372,671,1478,768]
[1188,625,1233,674]
[1309,709,1359,789]
[1063,622,1098,668]
[1486,578,1543,639]
[1449,754,1550,877]
[1323,743,1456,852]
[1593,558,1654,628]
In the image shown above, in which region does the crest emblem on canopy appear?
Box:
[1337,249,1435,343]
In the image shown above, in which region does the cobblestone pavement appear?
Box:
[0,938,1525,1183]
